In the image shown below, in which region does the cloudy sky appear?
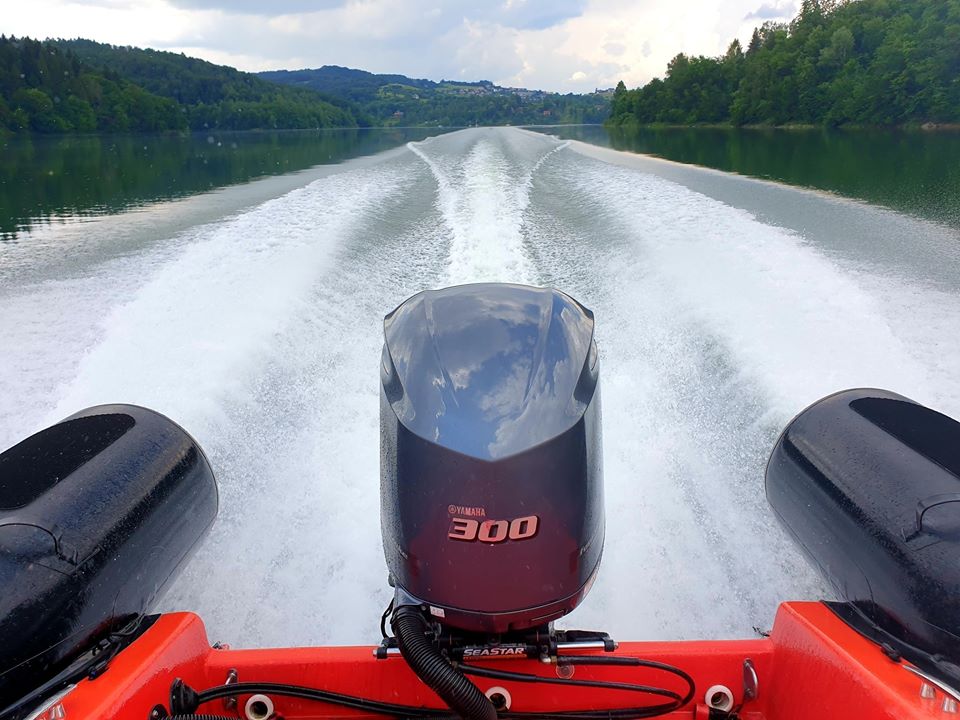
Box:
[2,0,798,92]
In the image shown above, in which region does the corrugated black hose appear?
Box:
[391,605,497,720]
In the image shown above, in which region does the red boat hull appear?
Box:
[38,602,940,719]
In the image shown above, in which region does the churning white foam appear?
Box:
[44,164,410,443]
[409,130,566,286]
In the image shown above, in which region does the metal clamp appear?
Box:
[743,658,759,701]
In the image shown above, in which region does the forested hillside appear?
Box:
[0,36,360,134]
[609,0,960,127]
[1,37,608,135]
[262,66,436,105]
[57,40,360,130]
[0,36,185,132]
[261,66,611,126]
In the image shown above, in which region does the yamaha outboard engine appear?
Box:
[380,283,603,719]
[0,405,218,718]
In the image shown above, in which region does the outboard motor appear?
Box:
[380,283,603,719]
[766,388,960,688]
[0,405,218,716]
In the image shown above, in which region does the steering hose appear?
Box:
[391,605,497,720]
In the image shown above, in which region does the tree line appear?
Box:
[262,66,611,127]
[0,36,360,134]
[1,37,610,136]
[609,0,960,127]
[0,37,184,133]
[360,91,609,127]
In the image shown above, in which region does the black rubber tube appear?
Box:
[391,606,496,720]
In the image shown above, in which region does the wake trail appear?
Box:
[43,164,412,442]
[159,155,449,647]
[408,130,566,286]
[520,144,960,640]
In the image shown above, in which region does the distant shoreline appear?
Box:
[8,122,960,141]
[604,121,960,133]
[1,123,608,140]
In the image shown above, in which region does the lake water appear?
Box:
[1,126,958,648]
[547,125,960,230]
[0,128,448,240]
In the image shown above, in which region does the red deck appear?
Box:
[42,602,940,719]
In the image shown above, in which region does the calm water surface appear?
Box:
[0,127,448,239]
[548,125,960,229]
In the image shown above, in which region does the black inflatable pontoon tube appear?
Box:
[765,387,960,684]
[0,403,219,711]
[391,606,496,720]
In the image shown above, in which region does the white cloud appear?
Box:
[0,0,798,92]
[603,41,625,57]
[745,1,797,21]
[445,20,526,82]
[3,0,206,46]
[166,0,346,13]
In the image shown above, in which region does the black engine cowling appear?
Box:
[766,388,960,685]
[0,404,218,712]
[380,283,604,634]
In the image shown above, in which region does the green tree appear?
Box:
[608,0,960,128]
[13,88,65,131]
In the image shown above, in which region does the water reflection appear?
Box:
[0,128,450,240]
[545,125,960,229]
[383,284,596,460]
